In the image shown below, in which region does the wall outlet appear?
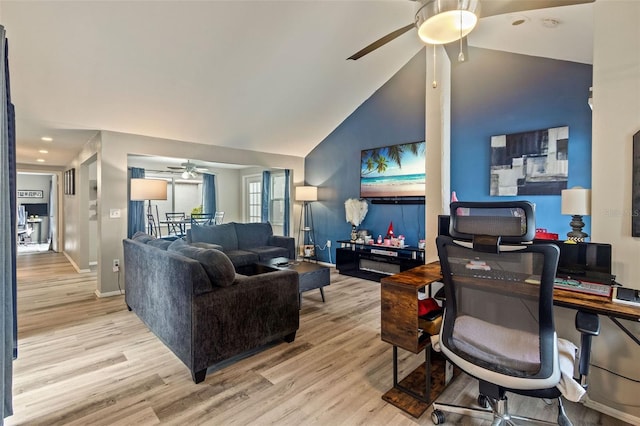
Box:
[112,259,120,272]
[326,240,331,248]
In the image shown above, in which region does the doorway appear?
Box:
[16,171,60,254]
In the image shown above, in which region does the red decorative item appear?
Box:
[535,228,559,240]
[386,221,394,237]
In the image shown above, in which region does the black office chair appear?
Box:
[432,201,599,426]
[190,212,213,226]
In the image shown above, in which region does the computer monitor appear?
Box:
[534,240,613,279]
[23,203,48,217]
[438,215,450,237]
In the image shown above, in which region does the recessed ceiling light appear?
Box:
[38,149,48,154]
[510,15,529,26]
[36,159,45,163]
[541,18,560,28]
[41,136,53,142]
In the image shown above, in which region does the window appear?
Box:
[270,173,285,226]
[246,176,262,223]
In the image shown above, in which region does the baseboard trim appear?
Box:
[95,289,125,298]
[63,251,90,273]
[584,398,640,425]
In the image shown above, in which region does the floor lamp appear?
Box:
[130,178,168,237]
[296,186,317,260]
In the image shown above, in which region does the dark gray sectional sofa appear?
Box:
[186,222,295,271]
[123,232,300,383]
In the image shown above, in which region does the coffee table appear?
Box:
[259,257,330,307]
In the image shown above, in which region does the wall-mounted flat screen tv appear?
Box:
[360,141,426,198]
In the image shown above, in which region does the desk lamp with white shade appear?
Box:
[561,187,591,242]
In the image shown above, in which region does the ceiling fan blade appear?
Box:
[167,166,185,170]
[481,0,595,18]
[347,23,415,60]
[443,36,469,65]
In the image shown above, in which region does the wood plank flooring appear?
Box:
[7,252,632,425]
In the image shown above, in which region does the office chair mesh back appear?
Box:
[437,239,560,390]
[438,201,561,391]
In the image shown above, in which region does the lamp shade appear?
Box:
[416,0,480,45]
[296,186,318,202]
[130,178,168,201]
[561,187,591,216]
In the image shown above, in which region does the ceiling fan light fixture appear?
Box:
[182,171,190,179]
[416,0,479,45]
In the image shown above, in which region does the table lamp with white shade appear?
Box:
[561,187,591,242]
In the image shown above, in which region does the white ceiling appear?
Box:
[1,0,593,168]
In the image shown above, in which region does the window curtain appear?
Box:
[1,25,15,420]
[202,173,216,215]
[283,169,290,236]
[261,170,270,223]
[127,167,145,238]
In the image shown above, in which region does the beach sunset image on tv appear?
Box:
[360,141,426,198]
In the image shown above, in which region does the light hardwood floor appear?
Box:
[7,251,632,425]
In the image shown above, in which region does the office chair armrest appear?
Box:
[575,311,600,388]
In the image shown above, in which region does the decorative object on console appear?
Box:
[561,187,591,242]
[297,186,318,260]
[130,178,168,234]
[345,198,368,241]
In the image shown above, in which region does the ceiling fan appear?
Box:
[167,160,211,179]
[347,0,595,63]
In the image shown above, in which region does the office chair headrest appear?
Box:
[449,201,536,244]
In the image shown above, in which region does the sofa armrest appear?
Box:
[268,235,296,259]
[191,269,300,371]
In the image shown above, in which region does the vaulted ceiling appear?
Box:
[1,0,593,168]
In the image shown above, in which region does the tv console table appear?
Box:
[336,240,425,282]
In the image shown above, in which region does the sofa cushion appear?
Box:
[250,246,290,261]
[224,250,260,267]
[234,222,273,250]
[131,231,155,244]
[146,238,172,250]
[168,239,235,287]
[190,223,239,251]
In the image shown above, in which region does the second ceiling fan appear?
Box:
[347,0,595,62]
[167,160,211,179]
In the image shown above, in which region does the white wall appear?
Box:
[585,1,640,422]
[63,131,304,296]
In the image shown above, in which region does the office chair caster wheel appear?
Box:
[431,409,445,424]
[478,394,490,408]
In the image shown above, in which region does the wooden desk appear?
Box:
[380,262,454,417]
[380,262,640,417]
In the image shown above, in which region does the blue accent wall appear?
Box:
[305,47,593,263]
[306,49,426,263]
[451,48,593,238]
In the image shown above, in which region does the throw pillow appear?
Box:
[169,241,235,287]
[190,241,224,251]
